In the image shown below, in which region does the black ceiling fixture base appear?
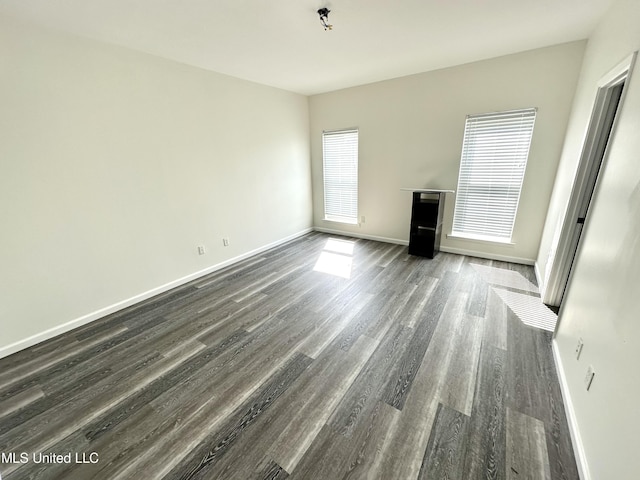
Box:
[317,8,333,31]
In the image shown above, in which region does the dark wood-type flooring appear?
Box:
[0,232,578,479]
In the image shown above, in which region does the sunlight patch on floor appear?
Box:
[313,238,355,279]
[493,287,557,331]
[471,263,539,294]
[324,238,355,255]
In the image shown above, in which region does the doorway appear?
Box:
[543,53,636,310]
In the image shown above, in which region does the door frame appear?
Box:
[542,52,637,308]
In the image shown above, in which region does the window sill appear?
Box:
[447,233,515,246]
[324,216,358,225]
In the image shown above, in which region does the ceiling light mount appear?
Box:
[317,8,333,31]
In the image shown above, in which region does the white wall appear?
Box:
[537,0,640,478]
[0,15,312,355]
[309,42,586,264]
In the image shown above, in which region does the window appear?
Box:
[452,108,536,243]
[322,129,358,224]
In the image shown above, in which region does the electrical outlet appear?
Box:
[584,365,595,391]
[223,238,229,247]
[575,338,584,360]
[361,215,366,224]
[197,245,205,255]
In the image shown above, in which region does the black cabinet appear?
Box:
[408,191,447,258]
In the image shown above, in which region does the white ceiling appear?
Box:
[0,0,614,95]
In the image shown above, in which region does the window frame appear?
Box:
[322,128,359,225]
[451,108,537,244]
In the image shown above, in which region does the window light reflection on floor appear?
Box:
[313,238,355,279]
[471,263,556,331]
[471,263,539,294]
[324,238,355,255]
[493,287,558,332]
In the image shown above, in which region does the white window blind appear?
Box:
[452,108,536,242]
[323,129,359,224]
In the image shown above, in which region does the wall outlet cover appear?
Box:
[585,365,595,391]
[576,338,584,360]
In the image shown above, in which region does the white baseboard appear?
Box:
[313,227,536,266]
[552,340,590,480]
[0,228,313,360]
[439,245,535,265]
[313,227,408,246]
[534,261,545,294]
